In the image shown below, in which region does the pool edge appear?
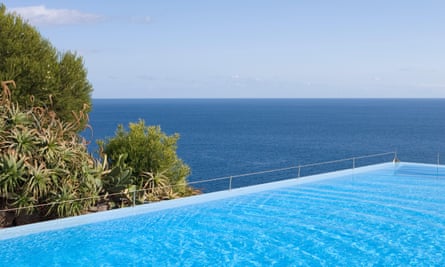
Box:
[0,161,411,240]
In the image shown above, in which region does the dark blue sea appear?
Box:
[84,99,445,192]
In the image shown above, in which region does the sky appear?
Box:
[3,1,445,98]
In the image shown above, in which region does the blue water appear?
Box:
[1,163,445,266]
[84,99,445,191]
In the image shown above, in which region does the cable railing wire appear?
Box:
[0,151,398,213]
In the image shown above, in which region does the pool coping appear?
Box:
[0,161,431,240]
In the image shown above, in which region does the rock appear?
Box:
[0,211,15,228]
[14,212,41,226]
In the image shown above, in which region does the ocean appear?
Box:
[84,99,445,191]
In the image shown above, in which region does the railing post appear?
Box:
[393,151,399,163]
[229,176,233,191]
[132,190,136,207]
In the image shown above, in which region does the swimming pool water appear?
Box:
[1,163,445,266]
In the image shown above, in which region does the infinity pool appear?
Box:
[1,162,445,266]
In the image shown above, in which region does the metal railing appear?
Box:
[190,151,398,192]
[0,151,397,214]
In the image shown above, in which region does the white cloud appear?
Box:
[130,16,152,25]
[9,5,103,26]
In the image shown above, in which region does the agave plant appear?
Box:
[4,127,39,156]
[0,80,104,226]
[25,161,52,200]
[2,102,33,129]
[49,180,83,217]
[0,152,26,195]
[12,192,35,215]
[140,170,173,201]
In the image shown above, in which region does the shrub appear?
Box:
[99,120,196,205]
[0,4,92,131]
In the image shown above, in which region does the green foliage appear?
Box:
[0,4,197,226]
[99,120,195,204]
[0,81,103,223]
[0,81,197,226]
[0,4,92,131]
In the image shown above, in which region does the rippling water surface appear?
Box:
[1,163,445,266]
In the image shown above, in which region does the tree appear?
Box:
[99,120,195,204]
[0,4,92,131]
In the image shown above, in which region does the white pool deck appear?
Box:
[0,161,434,241]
